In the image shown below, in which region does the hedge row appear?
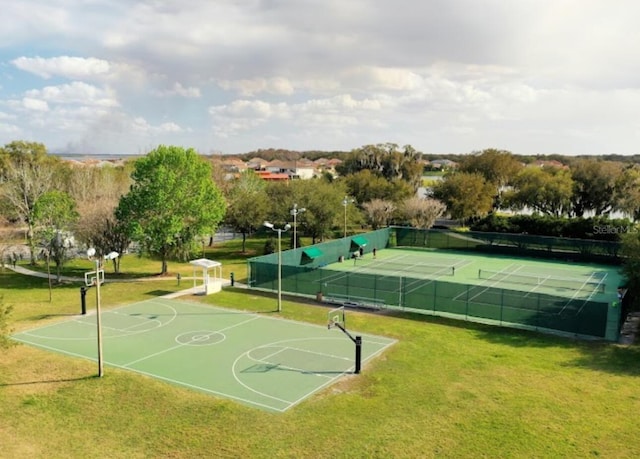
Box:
[470,214,635,241]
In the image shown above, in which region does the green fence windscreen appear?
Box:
[394,227,622,263]
[247,228,615,340]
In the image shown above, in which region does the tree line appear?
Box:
[3,140,640,310]
[0,141,444,277]
[430,149,640,223]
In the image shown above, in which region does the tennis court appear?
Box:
[12,298,396,412]
[326,247,618,300]
[300,247,622,339]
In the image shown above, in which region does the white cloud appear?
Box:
[25,82,118,107]
[22,97,49,111]
[152,82,201,98]
[2,1,640,155]
[131,117,185,134]
[216,77,295,96]
[12,56,110,80]
[0,123,21,135]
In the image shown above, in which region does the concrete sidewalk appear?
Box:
[4,265,238,298]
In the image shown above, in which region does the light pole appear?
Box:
[342,196,354,238]
[290,203,306,250]
[86,248,119,378]
[264,221,291,312]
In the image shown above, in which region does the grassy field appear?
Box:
[1,238,640,458]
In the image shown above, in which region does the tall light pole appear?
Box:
[86,248,119,378]
[290,203,306,250]
[264,221,291,312]
[342,196,354,238]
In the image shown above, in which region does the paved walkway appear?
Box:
[4,265,238,299]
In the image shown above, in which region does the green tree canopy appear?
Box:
[620,230,640,309]
[343,169,412,204]
[33,190,79,283]
[0,141,61,263]
[506,166,574,217]
[115,145,226,274]
[225,170,269,252]
[458,148,523,209]
[432,172,495,224]
[336,143,423,191]
[615,165,640,221]
[570,159,622,217]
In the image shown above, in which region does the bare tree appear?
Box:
[0,141,59,264]
[401,196,446,229]
[362,199,396,229]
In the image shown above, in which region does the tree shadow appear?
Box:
[473,325,640,376]
[0,375,95,387]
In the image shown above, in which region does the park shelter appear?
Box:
[189,258,223,295]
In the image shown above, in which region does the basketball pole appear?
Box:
[333,322,362,374]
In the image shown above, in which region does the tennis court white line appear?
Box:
[557,271,608,316]
[458,264,524,303]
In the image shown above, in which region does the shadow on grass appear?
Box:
[0,375,95,387]
[469,321,640,376]
[145,290,175,297]
[324,305,640,376]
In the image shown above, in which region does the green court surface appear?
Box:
[336,247,621,302]
[12,298,396,412]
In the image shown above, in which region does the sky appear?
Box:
[1,0,639,157]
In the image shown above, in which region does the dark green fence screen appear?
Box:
[394,227,622,263]
[248,228,616,340]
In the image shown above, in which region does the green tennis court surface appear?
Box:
[331,247,619,300]
[12,298,396,412]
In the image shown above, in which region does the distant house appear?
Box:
[218,157,248,172]
[254,170,289,181]
[429,159,458,170]
[247,157,268,170]
[314,157,342,177]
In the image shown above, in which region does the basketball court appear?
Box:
[12,298,396,412]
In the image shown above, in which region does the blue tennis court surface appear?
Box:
[12,298,396,412]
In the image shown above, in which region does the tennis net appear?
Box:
[478,269,605,293]
[359,260,455,276]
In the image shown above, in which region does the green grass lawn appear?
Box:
[1,239,640,458]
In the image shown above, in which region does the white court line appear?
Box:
[121,315,260,368]
[557,271,608,316]
[455,264,524,303]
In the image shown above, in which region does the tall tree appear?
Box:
[432,172,495,224]
[0,141,60,264]
[115,146,226,275]
[615,165,640,221]
[336,143,423,191]
[343,170,414,207]
[458,149,522,209]
[33,190,79,284]
[570,159,622,217]
[506,166,574,217]
[225,170,269,253]
[296,180,347,243]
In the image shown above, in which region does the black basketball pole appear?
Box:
[354,336,362,374]
[334,322,362,374]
